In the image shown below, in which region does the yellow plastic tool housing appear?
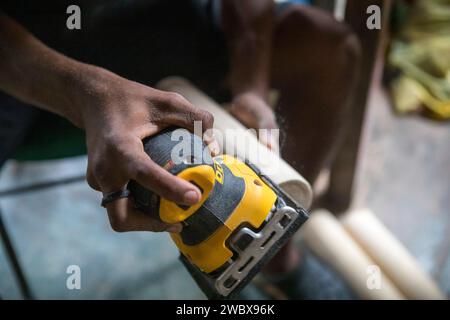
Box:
[159,164,216,224]
[171,155,277,273]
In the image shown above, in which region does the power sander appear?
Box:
[127,127,309,299]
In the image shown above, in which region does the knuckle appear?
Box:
[184,110,197,125]
[199,110,214,128]
[109,216,128,233]
[165,92,188,109]
[133,161,152,181]
[86,173,100,191]
[343,33,361,62]
[150,222,169,233]
[105,134,131,154]
[91,161,108,182]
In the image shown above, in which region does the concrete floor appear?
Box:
[0,157,204,299]
[0,86,449,299]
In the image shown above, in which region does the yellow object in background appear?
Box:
[388,0,450,119]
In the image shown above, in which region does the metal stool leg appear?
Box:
[0,206,33,299]
[0,174,85,299]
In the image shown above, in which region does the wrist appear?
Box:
[42,60,94,128]
[60,63,119,128]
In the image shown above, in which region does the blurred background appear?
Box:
[0,0,449,299]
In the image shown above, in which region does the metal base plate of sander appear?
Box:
[181,172,309,300]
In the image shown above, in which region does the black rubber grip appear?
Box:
[127,126,213,220]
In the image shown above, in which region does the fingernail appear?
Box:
[203,129,215,142]
[183,190,200,205]
[208,140,220,156]
[166,223,183,233]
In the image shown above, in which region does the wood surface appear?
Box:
[158,77,313,209]
[341,209,445,299]
[300,209,404,299]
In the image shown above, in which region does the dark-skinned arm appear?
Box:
[0,12,215,233]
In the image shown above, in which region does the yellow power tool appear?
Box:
[127,127,308,299]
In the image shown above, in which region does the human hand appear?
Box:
[229,91,279,152]
[0,15,216,233]
[73,67,214,233]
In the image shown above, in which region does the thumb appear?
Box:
[129,150,202,205]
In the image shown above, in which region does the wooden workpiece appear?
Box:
[301,209,404,299]
[341,209,445,299]
[158,77,313,210]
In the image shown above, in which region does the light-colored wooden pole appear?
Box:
[341,209,445,299]
[158,77,313,209]
[301,210,404,299]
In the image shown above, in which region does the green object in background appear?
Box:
[388,0,450,120]
[12,114,86,161]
